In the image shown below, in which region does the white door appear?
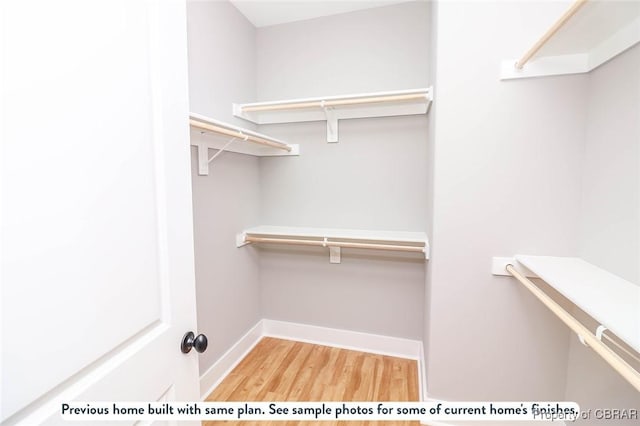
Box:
[1,0,201,424]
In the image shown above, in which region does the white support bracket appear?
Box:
[321,237,341,263]
[579,324,608,348]
[329,246,341,264]
[491,257,538,278]
[196,136,243,176]
[322,104,339,143]
[236,233,249,247]
[197,143,209,176]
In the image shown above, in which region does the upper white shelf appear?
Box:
[189,113,299,175]
[236,225,429,263]
[232,87,433,143]
[501,0,640,79]
[514,255,640,353]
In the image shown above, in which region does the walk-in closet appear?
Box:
[187,0,639,423]
[2,1,638,424]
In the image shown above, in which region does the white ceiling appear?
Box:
[230,0,413,28]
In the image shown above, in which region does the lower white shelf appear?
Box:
[237,225,429,263]
[494,255,640,353]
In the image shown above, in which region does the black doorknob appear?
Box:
[181,331,208,354]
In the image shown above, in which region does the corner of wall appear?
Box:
[423,0,438,399]
[186,0,263,377]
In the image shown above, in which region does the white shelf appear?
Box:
[513,255,640,353]
[189,113,299,175]
[232,87,432,142]
[501,0,640,79]
[237,225,429,263]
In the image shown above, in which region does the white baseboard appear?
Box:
[199,320,263,400]
[262,319,423,360]
[200,319,427,401]
[418,341,428,403]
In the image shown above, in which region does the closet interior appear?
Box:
[186,0,639,420]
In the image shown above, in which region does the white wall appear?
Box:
[579,44,640,285]
[423,0,439,362]
[186,0,261,372]
[566,43,640,424]
[429,0,640,412]
[255,2,430,339]
[428,1,586,400]
[187,0,255,128]
[255,2,429,100]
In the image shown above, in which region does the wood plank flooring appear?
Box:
[204,337,419,426]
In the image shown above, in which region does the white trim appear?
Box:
[262,319,422,360]
[198,320,263,400]
[417,341,427,402]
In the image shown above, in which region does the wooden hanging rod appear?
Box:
[515,0,588,69]
[505,264,640,392]
[244,235,426,253]
[240,93,428,113]
[189,118,292,152]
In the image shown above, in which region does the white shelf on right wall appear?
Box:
[494,255,640,353]
[501,0,640,80]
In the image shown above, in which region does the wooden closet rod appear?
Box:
[241,93,428,113]
[515,0,588,69]
[505,264,640,392]
[189,119,292,152]
[244,236,425,253]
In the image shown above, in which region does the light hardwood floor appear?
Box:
[205,337,419,425]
